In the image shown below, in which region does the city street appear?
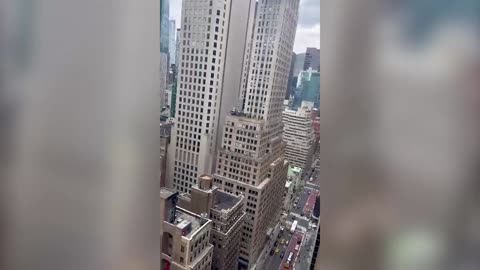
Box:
[260,165,320,270]
[277,231,304,270]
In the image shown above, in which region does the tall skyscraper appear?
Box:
[170,27,182,118]
[286,51,297,99]
[303,47,320,71]
[166,0,255,194]
[175,28,181,68]
[292,52,305,75]
[168,20,176,67]
[213,0,300,268]
[293,68,320,109]
[160,0,169,112]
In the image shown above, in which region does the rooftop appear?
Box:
[160,188,176,199]
[226,112,264,124]
[288,166,302,177]
[171,208,209,239]
[212,190,242,211]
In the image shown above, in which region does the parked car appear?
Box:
[274,240,278,247]
[280,251,285,259]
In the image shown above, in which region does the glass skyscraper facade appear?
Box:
[302,72,320,108]
[160,0,169,54]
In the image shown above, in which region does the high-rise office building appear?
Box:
[286,51,297,99]
[175,28,181,68]
[302,71,320,108]
[303,47,320,71]
[170,27,181,118]
[161,188,213,270]
[169,20,176,67]
[166,0,255,194]
[213,0,300,268]
[177,174,246,270]
[283,106,315,170]
[160,0,170,112]
[160,121,173,187]
[293,68,320,109]
[292,52,305,75]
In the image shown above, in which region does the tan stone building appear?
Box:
[283,106,316,170]
[212,0,300,267]
[178,174,245,270]
[213,115,289,268]
[161,188,213,270]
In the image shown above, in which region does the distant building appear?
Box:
[160,188,213,270]
[293,53,306,75]
[283,107,315,170]
[286,51,297,99]
[175,28,181,68]
[293,68,320,109]
[303,47,320,71]
[160,0,169,111]
[177,174,245,270]
[288,166,303,186]
[160,121,172,187]
[170,27,181,118]
[160,0,169,54]
[168,20,176,67]
[284,166,302,211]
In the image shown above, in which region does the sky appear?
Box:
[169,0,320,54]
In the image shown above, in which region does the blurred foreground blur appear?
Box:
[1,1,160,269]
[320,0,480,270]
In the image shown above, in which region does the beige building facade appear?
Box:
[283,106,315,170]
[161,188,213,270]
[177,175,246,270]
[166,0,256,194]
[212,0,300,268]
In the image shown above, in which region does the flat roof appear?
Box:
[160,188,176,199]
[212,190,242,211]
[173,208,207,238]
[288,166,302,177]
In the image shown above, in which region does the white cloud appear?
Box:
[294,23,320,53]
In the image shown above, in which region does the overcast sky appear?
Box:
[169,0,320,54]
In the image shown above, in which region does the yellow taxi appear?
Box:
[275,248,280,254]
[280,239,286,245]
